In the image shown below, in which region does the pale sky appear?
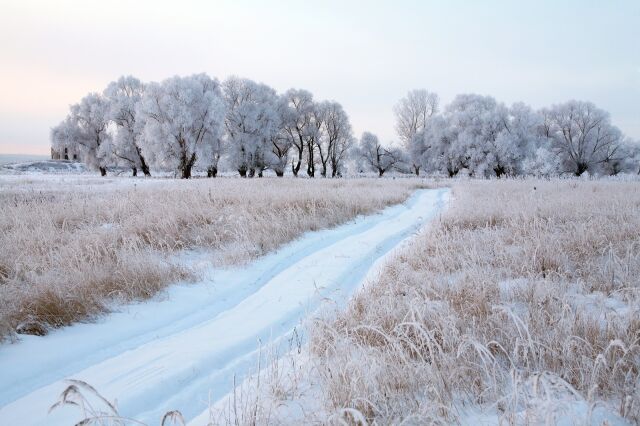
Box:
[1,0,638,155]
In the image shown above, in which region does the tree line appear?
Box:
[51,74,353,179]
[51,75,640,178]
[395,90,640,177]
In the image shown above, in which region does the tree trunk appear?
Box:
[258,169,263,178]
[306,141,315,177]
[132,167,137,177]
[140,157,151,176]
[378,168,385,177]
[248,168,256,178]
[180,151,196,179]
[575,162,588,176]
[330,159,340,178]
[292,146,303,176]
[413,164,420,176]
[276,169,284,177]
[238,166,247,178]
[99,167,107,177]
[207,166,218,178]
[137,146,151,176]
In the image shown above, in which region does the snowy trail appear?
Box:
[0,188,449,425]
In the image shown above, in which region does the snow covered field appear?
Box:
[0,185,449,425]
[276,179,638,425]
[1,173,638,426]
[0,154,49,166]
[0,174,430,340]
[0,159,88,174]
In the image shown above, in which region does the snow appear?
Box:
[0,159,89,174]
[457,396,631,426]
[0,188,449,425]
[567,289,633,331]
[0,154,49,166]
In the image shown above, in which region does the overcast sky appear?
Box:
[1,0,638,155]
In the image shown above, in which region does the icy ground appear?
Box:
[0,159,89,174]
[0,188,449,425]
[0,154,49,166]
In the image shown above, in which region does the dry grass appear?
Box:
[305,179,640,424]
[0,176,428,340]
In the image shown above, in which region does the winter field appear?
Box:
[0,174,431,340]
[215,178,640,425]
[0,155,49,166]
[0,170,639,425]
[0,170,445,424]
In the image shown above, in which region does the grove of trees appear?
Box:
[51,76,640,178]
[399,90,640,177]
[51,74,356,179]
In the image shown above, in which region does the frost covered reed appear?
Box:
[302,179,640,424]
[0,176,427,340]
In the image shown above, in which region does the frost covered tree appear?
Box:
[50,117,80,161]
[394,89,439,175]
[356,132,402,177]
[223,77,281,177]
[414,95,549,177]
[198,132,224,177]
[51,93,112,176]
[282,89,314,177]
[103,76,149,176]
[600,138,640,176]
[415,115,459,177]
[444,94,512,177]
[630,142,640,175]
[322,101,354,177]
[269,95,293,177]
[541,101,624,176]
[492,102,546,176]
[137,74,225,179]
[307,104,325,178]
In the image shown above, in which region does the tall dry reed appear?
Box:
[0,176,428,340]
[307,179,640,424]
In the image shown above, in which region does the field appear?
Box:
[0,155,49,166]
[1,175,639,426]
[0,175,428,340]
[234,179,639,425]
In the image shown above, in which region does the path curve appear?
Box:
[0,188,449,425]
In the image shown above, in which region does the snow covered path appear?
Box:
[0,188,449,425]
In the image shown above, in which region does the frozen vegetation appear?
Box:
[1,174,638,426]
[0,176,430,340]
[0,184,447,425]
[49,75,639,180]
[209,179,639,425]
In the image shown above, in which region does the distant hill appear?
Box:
[0,158,89,174]
[0,154,49,165]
